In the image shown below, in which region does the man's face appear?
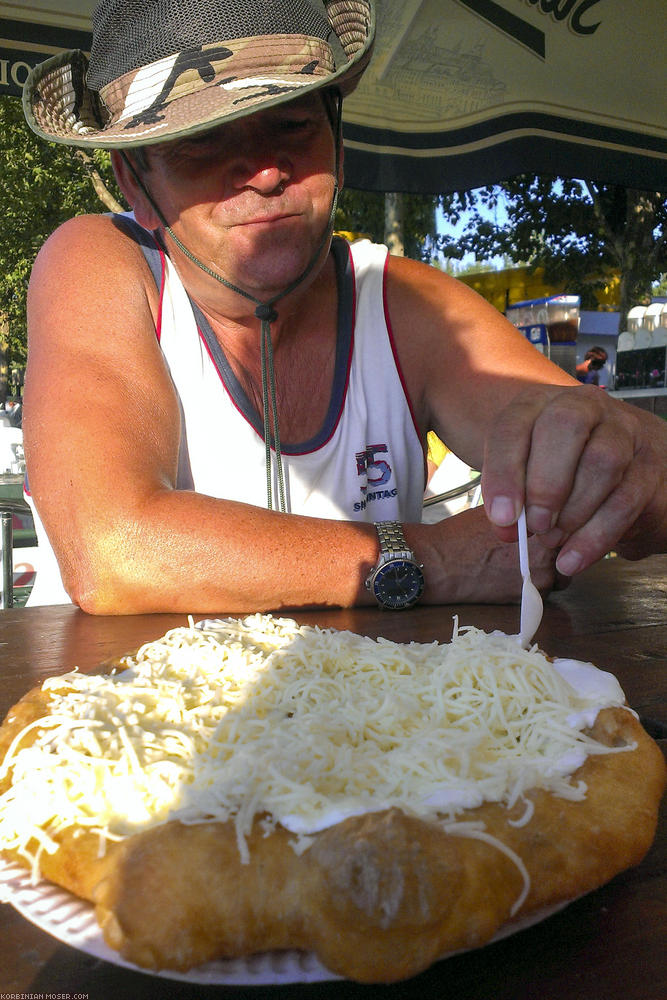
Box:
[136,93,340,299]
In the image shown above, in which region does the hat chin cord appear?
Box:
[120,120,341,514]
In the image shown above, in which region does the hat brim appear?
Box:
[23,7,374,150]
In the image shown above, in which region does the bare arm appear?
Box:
[24,216,383,614]
[385,255,667,577]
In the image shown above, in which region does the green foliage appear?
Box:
[438,177,667,325]
[336,188,447,262]
[0,95,125,379]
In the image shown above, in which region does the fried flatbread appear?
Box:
[0,622,664,984]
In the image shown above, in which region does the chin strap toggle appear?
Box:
[255,303,279,323]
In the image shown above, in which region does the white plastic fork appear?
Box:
[517,507,543,649]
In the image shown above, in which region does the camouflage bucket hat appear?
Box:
[23,0,375,150]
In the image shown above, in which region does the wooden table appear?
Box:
[1,555,665,999]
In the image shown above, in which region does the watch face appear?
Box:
[372,559,424,610]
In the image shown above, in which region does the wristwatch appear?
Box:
[365,521,424,610]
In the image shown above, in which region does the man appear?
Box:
[576,346,609,386]
[21,0,667,613]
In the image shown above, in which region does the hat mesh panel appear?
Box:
[88,0,335,91]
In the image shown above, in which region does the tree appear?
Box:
[439,178,667,331]
[336,189,444,262]
[0,96,126,397]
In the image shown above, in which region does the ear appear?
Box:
[110,150,162,231]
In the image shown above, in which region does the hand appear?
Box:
[481,384,667,575]
[417,506,565,604]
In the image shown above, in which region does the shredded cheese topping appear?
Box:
[0,615,633,906]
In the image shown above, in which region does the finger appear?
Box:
[555,442,660,575]
[525,535,560,595]
[482,390,542,528]
[523,388,613,533]
[483,385,602,529]
[535,417,634,540]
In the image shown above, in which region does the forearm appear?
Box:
[60,489,381,615]
[49,489,543,615]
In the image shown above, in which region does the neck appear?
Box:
[196,249,337,358]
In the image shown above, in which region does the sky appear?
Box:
[436,187,510,271]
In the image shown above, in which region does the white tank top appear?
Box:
[26,227,425,605]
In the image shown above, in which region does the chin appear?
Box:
[230,233,325,295]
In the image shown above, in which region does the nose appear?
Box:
[230,158,290,195]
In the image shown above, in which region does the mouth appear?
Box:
[237,211,300,228]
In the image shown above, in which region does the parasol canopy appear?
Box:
[1,0,665,192]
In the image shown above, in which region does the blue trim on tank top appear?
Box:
[112,215,354,456]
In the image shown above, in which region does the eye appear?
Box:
[171,127,226,160]
[278,116,315,133]
[274,105,327,135]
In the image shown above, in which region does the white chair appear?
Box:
[423,452,482,523]
[0,427,24,474]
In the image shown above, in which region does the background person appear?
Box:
[576,346,609,386]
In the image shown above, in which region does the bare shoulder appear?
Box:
[382,255,517,399]
[385,254,509,337]
[25,212,173,423]
[29,214,159,338]
[24,214,180,533]
[33,213,147,270]
[384,253,574,379]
